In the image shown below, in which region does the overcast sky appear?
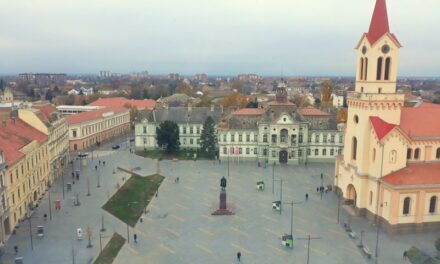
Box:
[0,0,439,76]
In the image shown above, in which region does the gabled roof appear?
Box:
[233,108,264,116]
[359,0,401,47]
[400,103,440,139]
[382,162,440,187]
[66,106,128,124]
[89,97,156,110]
[370,116,396,140]
[298,106,329,117]
[0,119,48,165]
[33,104,58,125]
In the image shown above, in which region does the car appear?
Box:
[112,144,120,150]
[77,152,89,158]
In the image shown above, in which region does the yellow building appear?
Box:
[335,0,440,233]
[17,103,70,182]
[0,118,50,240]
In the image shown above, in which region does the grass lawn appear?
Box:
[136,149,215,160]
[94,233,126,264]
[407,246,439,264]
[102,173,164,227]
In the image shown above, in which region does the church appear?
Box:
[335,0,440,233]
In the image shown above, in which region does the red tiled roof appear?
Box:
[382,163,440,186]
[32,104,58,125]
[370,116,396,140]
[89,97,156,110]
[66,106,128,124]
[363,0,400,47]
[268,101,295,107]
[298,106,330,117]
[400,103,440,139]
[0,119,48,165]
[233,108,264,116]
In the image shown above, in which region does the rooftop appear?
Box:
[298,106,330,117]
[382,162,440,187]
[89,97,156,110]
[232,108,265,116]
[370,116,396,140]
[400,103,440,139]
[66,106,128,124]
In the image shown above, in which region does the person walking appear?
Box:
[305,193,309,201]
[134,234,137,243]
[237,251,241,262]
[403,250,408,261]
[99,160,101,165]
[14,245,18,255]
[103,161,106,166]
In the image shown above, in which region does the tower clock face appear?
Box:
[362,46,367,55]
[381,44,390,54]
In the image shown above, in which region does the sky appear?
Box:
[0,0,439,76]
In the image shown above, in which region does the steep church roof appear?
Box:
[370,116,396,140]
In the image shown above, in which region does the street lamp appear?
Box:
[97,169,101,188]
[47,183,52,220]
[272,162,276,194]
[273,179,283,214]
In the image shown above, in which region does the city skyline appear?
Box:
[1,0,439,76]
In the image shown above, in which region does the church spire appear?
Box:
[367,0,390,45]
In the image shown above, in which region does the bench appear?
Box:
[348,231,356,239]
[362,246,372,259]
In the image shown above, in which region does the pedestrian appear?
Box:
[72,172,75,179]
[44,213,47,221]
[103,161,106,166]
[237,251,241,262]
[14,245,18,255]
[134,234,137,243]
[140,217,143,223]
[305,161,307,167]
[219,159,221,165]
[155,191,158,198]
[316,187,319,193]
[305,193,309,200]
[95,165,98,170]
[99,160,101,165]
[76,174,79,181]
[403,250,408,261]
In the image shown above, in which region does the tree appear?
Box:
[65,94,75,105]
[219,92,247,108]
[320,80,334,109]
[246,98,258,108]
[176,82,194,96]
[123,103,139,128]
[314,98,321,107]
[45,89,53,102]
[336,108,348,123]
[200,116,217,157]
[292,93,311,107]
[156,121,180,153]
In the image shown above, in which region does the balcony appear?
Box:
[347,92,405,102]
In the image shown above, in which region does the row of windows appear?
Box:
[220,133,257,143]
[407,147,440,160]
[403,196,438,215]
[223,147,258,155]
[9,147,48,185]
[181,126,203,135]
[182,138,200,145]
[222,147,342,157]
[72,114,128,138]
[359,57,392,81]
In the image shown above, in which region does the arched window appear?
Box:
[352,137,358,160]
[436,148,440,159]
[280,129,288,143]
[369,191,373,206]
[364,58,368,80]
[414,148,420,160]
[271,134,277,144]
[384,58,391,80]
[389,150,397,163]
[407,148,412,160]
[403,197,411,215]
[372,148,376,162]
[263,134,268,143]
[377,57,383,80]
[360,58,364,80]
[429,196,437,214]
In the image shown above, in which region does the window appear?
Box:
[291,151,296,158]
[72,130,77,138]
[271,135,277,143]
[378,88,382,94]
[183,127,187,134]
[272,150,276,157]
[291,135,297,144]
[197,139,200,145]
[407,148,412,160]
[190,127,193,134]
[307,149,311,156]
[246,134,250,142]
[414,148,420,160]
[390,150,397,163]
[403,197,411,215]
[263,135,268,143]
[298,149,302,157]
[223,134,226,142]
[360,58,364,80]
[263,149,267,156]
[239,134,242,142]
[183,138,187,145]
[315,135,319,143]
[308,135,312,143]
[369,191,373,206]
[315,149,319,156]
[239,148,242,154]
[196,127,200,134]
[354,115,359,124]
[231,134,235,142]
[384,58,391,80]
[246,148,250,155]
[364,58,368,79]
[143,126,147,133]
[352,137,358,160]
[223,147,227,154]
[330,149,334,156]
[322,149,327,156]
[377,57,383,80]
[429,196,437,214]
[331,135,335,143]
[323,135,328,142]
[254,148,257,154]
[338,148,342,154]
[339,136,343,143]
[280,129,288,143]
[436,148,440,159]
[372,148,376,161]
[298,133,303,143]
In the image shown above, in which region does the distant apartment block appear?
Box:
[18,73,66,87]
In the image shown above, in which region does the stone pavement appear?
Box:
[1,139,439,264]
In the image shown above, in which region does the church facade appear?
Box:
[335,0,440,233]
[218,82,343,165]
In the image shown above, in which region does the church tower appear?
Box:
[342,0,405,177]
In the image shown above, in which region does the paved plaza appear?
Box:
[1,137,440,264]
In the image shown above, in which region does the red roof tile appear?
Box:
[66,106,128,124]
[89,97,156,110]
[233,108,264,116]
[370,116,396,140]
[399,103,440,139]
[382,163,440,186]
[298,106,330,117]
[0,119,48,165]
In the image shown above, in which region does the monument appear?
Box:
[212,176,234,215]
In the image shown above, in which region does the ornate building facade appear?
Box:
[335,0,440,233]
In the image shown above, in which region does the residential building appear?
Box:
[334,0,440,233]
[332,92,345,108]
[17,103,70,181]
[0,88,14,103]
[134,105,230,151]
[0,118,50,238]
[66,106,130,151]
[67,87,94,96]
[18,73,66,87]
[0,150,9,244]
[218,82,343,164]
[56,105,102,115]
[89,97,156,110]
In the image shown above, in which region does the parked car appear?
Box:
[112,144,120,150]
[77,152,89,158]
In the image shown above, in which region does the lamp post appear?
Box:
[100,214,106,232]
[337,192,341,224]
[297,235,322,264]
[27,215,33,251]
[227,149,230,178]
[274,179,283,214]
[97,169,101,188]
[60,164,65,200]
[47,183,52,220]
[272,162,275,194]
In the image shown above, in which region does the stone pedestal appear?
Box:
[219,190,227,210]
[212,189,234,215]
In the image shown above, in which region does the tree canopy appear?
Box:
[219,92,247,108]
[320,80,334,109]
[200,116,217,157]
[156,121,180,153]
